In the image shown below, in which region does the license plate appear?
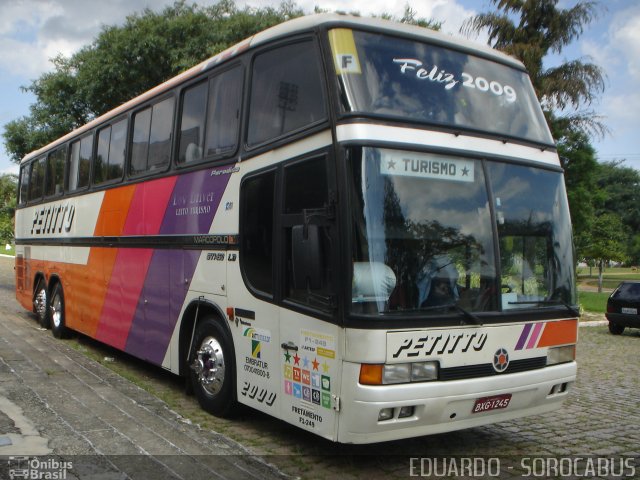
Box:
[472,394,512,414]
[621,307,637,315]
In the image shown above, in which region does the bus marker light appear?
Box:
[378,408,394,421]
[547,345,575,366]
[359,364,383,385]
[411,361,438,381]
[383,364,411,384]
[398,406,415,418]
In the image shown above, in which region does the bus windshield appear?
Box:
[329,29,553,145]
[348,147,576,317]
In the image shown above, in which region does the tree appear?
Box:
[583,213,627,292]
[552,120,601,259]
[461,0,606,137]
[0,174,17,245]
[595,160,640,265]
[2,0,304,163]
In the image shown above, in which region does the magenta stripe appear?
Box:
[526,323,544,349]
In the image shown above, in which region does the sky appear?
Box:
[1,0,639,175]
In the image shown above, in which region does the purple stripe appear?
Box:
[125,166,235,364]
[160,167,233,234]
[515,323,532,350]
[125,250,199,365]
[526,323,544,349]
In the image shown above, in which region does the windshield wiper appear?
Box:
[508,300,580,317]
[419,302,483,326]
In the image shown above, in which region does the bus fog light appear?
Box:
[411,361,438,381]
[378,408,394,421]
[547,345,575,365]
[398,406,415,418]
[382,364,411,384]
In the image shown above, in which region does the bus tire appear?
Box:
[33,278,50,328]
[50,283,70,339]
[189,316,238,418]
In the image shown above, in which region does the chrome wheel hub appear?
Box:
[34,288,47,319]
[51,294,62,329]
[191,337,225,396]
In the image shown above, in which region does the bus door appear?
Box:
[277,155,341,440]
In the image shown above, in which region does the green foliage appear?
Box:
[0,174,17,245]
[2,0,304,163]
[582,212,628,292]
[596,161,640,265]
[553,120,601,258]
[461,0,606,138]
[578,291,609,313]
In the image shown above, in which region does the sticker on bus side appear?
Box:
[328,29,362,74]
[379,148,475,183]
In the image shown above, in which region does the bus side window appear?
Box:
[240,170,275,296]
[45,146,66,197]
[68,134,92,191]
[19,164,30,205]
[178,81,208,164]
[205,66,243,157]
[95,118,127,184]
[247,40,326,146]
[28,157,46,202]
[130,97,174,175]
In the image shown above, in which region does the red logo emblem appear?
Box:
[493,348,510,373]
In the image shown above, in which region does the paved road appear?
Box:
[0,255,638,479]
[0,256,285,479]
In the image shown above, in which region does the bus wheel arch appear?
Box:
[184,307,239,418]
[33,274,50,328]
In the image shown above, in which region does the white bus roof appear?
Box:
[22,13,524,164]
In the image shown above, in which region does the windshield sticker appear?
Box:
[329,29,362,74]
[393,58,517,103]
[380,149,475,183]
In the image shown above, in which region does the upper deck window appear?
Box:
[177,66,243,164]
[28,157,45,202]
[248,40,327,146]
[68,134,92,191]
[131,97,174,175]
[328,29,553,145]
[45,146,66,197]
[95,118,127,184]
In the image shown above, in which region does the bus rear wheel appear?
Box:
[33,279,50,328]
[50,283,69,339]
[189,317,238,418]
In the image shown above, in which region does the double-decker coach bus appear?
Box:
[15,14,578,443]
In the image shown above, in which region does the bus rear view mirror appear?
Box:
[291,224,322,290]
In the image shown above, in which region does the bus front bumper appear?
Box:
[337,361,576,444]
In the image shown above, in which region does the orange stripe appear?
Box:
[94,185,137,236]
[76,185,138,336]
[537,319,578,347]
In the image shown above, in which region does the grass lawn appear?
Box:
[578,291,610,314]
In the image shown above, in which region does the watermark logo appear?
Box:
[8,456,72,480]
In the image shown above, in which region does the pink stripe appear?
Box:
[122,176,177,235]
[96,248,153,349]
[526,322,544,349]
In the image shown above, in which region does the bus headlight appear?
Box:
[547,345,575,366]
[359,362,439,385]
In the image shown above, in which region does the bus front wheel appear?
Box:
[50,283,70,339]
[189,317,238,418]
